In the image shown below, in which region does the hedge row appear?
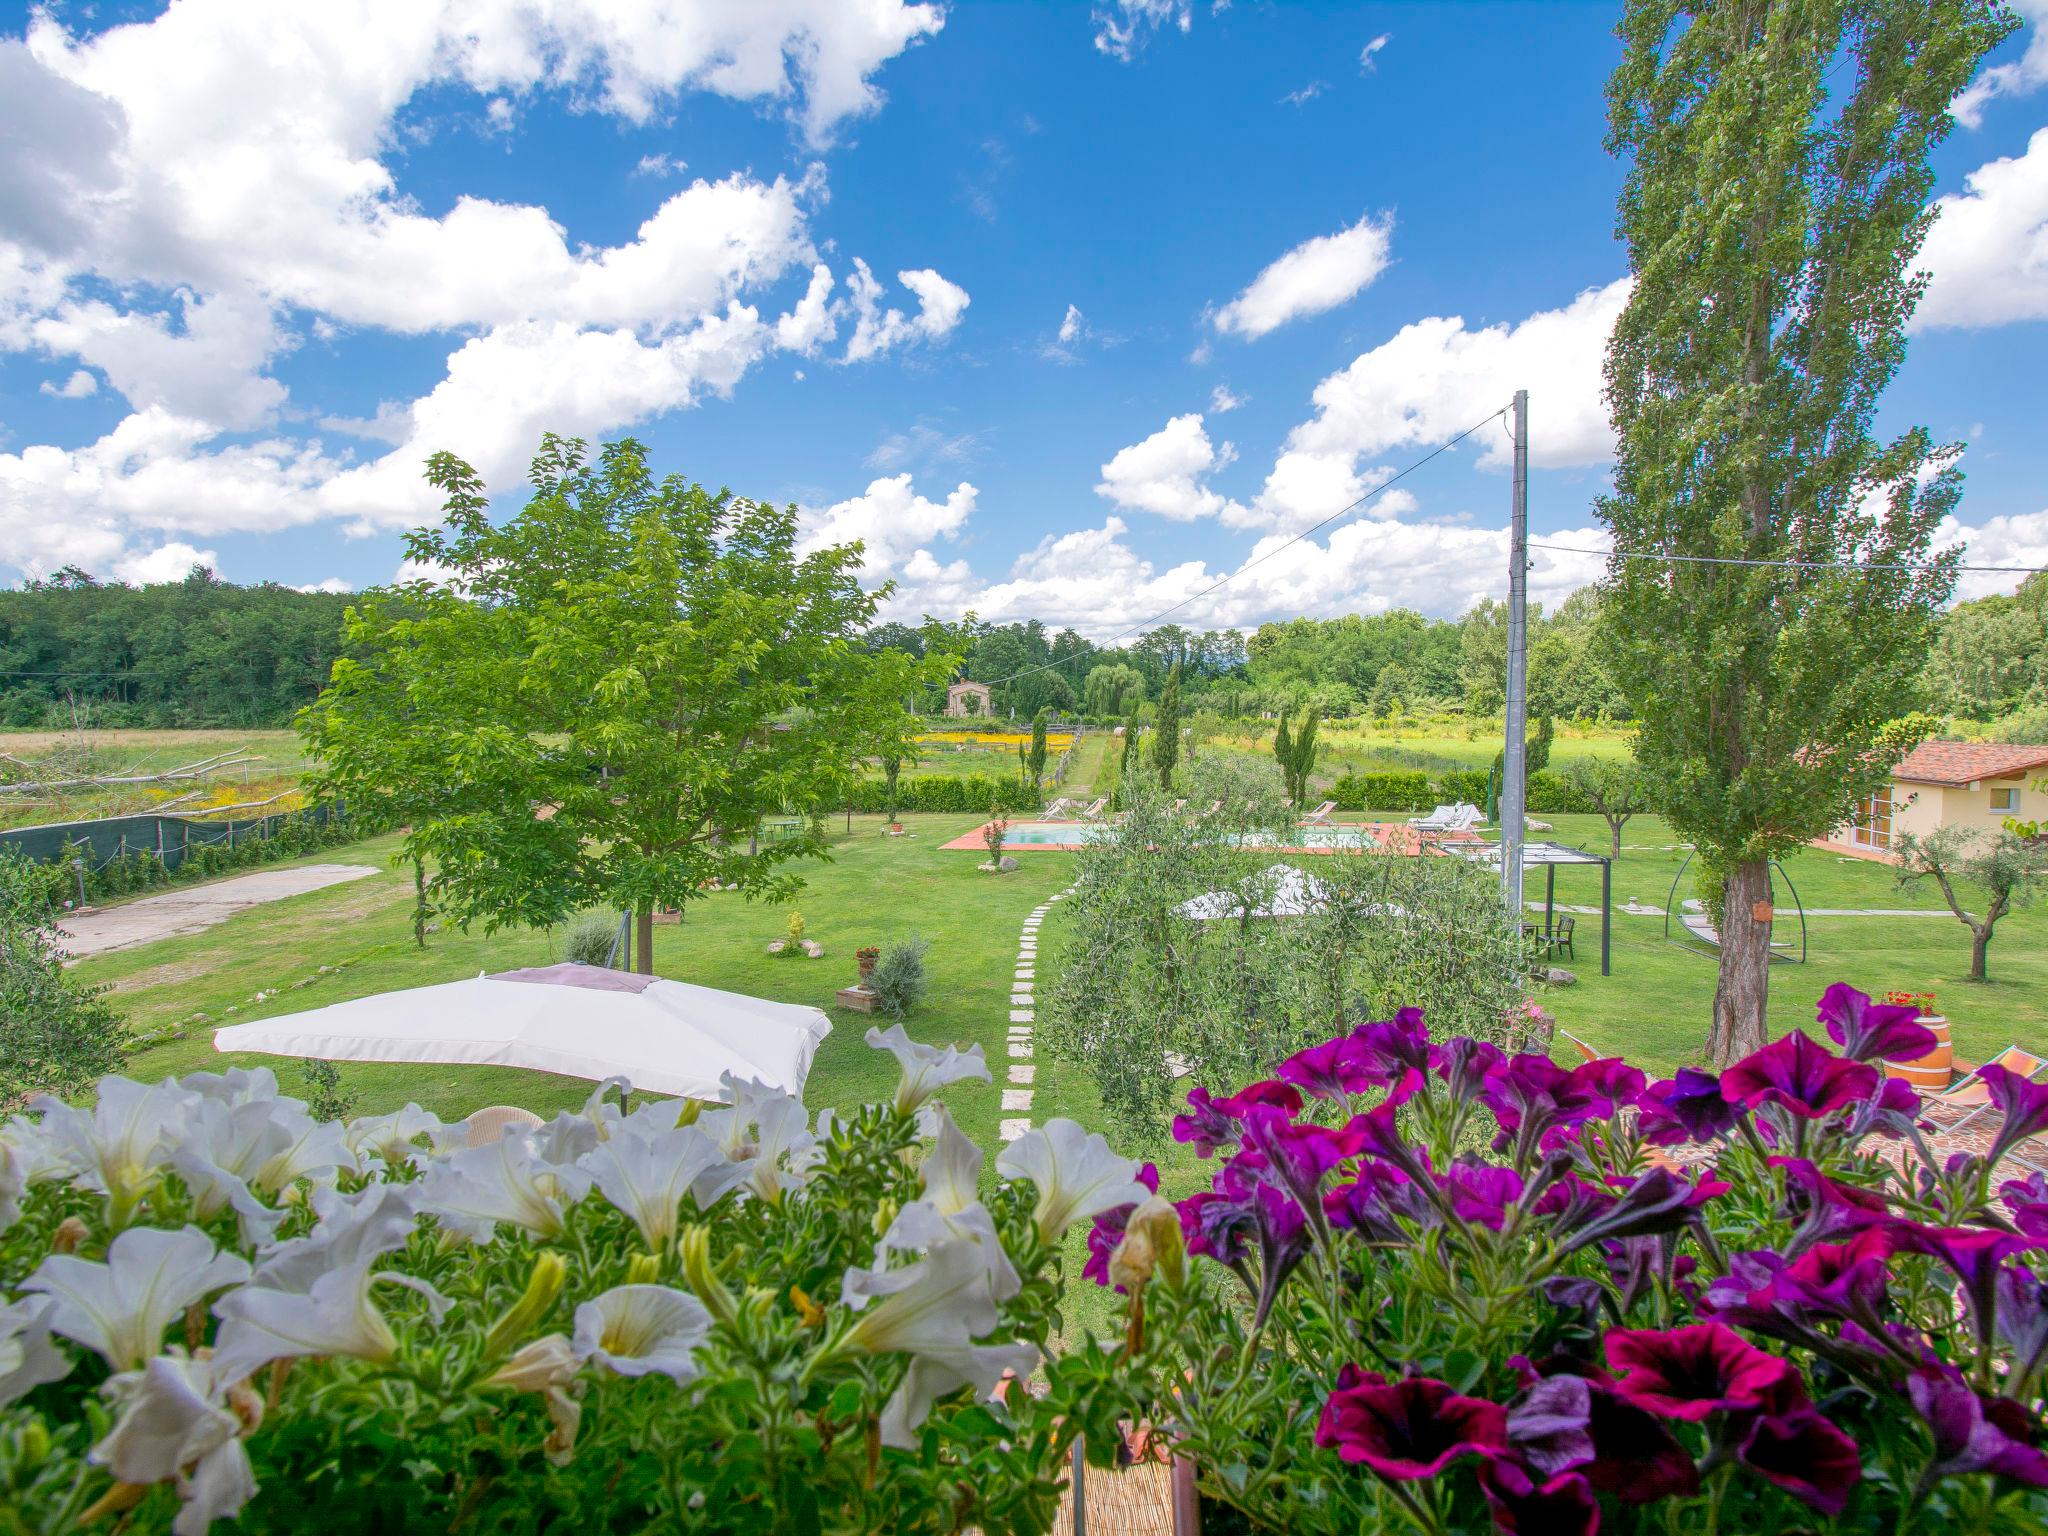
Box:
[842,775,1044,815]
[1326,769,1609,815]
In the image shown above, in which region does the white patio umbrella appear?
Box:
[1177,862,1331,921]
[212,962,831,1102]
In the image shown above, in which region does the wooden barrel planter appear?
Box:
[1886,1013,1953,1090]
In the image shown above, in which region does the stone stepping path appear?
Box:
[998,887,1073,1143]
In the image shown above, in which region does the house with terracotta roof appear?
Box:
[1820,741,2048,858]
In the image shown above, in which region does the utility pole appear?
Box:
[1501,390,1529,919]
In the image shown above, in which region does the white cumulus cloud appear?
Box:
[1211,212,1395,340]
[39,368,96,398]
[798,474,976,582]
[1092,0,1192,62]
[1953,1,2048,128]
[1095,413,1242,521]
[1915,127,2048,329]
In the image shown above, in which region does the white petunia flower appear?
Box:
[212,1185,440,1381]
[484,1334,583,1466]
[248,1105,353,1195]
[415,1131,592,1241]
[878,1340,1040,1449]
[995,1118,1150,1245]
[165,1098,292,1248]
[31,1076,198,1213]
[571,1285,712,1382]
[0,1136,23,1236]
[864,1025,992,1116]
[0,1296,72,1406]
[841,1239,1001,1356]
[175,1065,287,1107]
[919,1106,983,1217]
[343,1104,444,1168]
[742,1094,819,1206]
[93,1351,258,1536]
[24,1225,250,1372]
[582,1121,743,1251]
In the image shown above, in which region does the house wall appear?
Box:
[1818,773,2044,859]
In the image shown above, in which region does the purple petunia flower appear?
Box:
[1439,1161,1525,1231]
[1556,1167,1710,1258]
[1278,1033,1380,1100]
[1314,1371,1509,1481]
[1603,1323,1799,1421]
[1908,1366,2048,1487]
[1215,1079,1305,1118]
[1738,1409,1862,1515]
[1722,1031,1879,1120]
[1817,981,1939,1064]
[1996,1265,2048,1387]
[1897,1224,2043,1353]
[1505,1373,1594,1478]
[1478,1460,1600,1536]
[1325,1159,1432,1240]
[1770,1157,1895,1250]
[1172,1086,1240,1159]
[1083,1162,1160,1289]
[1635,1067,1738,1146]
[1771,1227,1893,1322]
[1977,1064,2048,1169]
[1577,1372,1701,1504]
[1480,1053,1617,1160]
[2000,1171,2048,1241]
[1840,1075,1924,1142]
[1248,1180,1312,1327]
[1344,1101,1434,1186]
[1434,1034,1506,1103]
[1236,1103,1356,1214]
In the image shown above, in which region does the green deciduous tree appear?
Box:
[1560,755,1653,859]
[303,435,953,973]
[1598,0,2012,1064]
[0,853,127,1108]
[1895,825,2048,982]
[1151,665,1182,789]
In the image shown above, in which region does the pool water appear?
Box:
[1001,822,1380,849]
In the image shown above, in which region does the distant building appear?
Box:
[945,680,992,717]
[1820,741,2048,858]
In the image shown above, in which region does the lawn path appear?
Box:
[57,864,376,957]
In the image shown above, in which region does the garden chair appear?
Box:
[1408,804,1457,829]
[1039,796,1081,821]
[1077,797,1111,821]
[1441,803,1485,833]
[1298,800,1337,825]
[1556,1028,1602,1064]
[1937,1047,2048,1134]
[1544,915,1576,961]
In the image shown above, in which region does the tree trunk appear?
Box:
[1971,925,1990,983]
[1706,859,1772,1066]
[412,858,428,949]
[635,906,655,975]
[1608,819,1623,861]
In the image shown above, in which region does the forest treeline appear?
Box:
[0,567,360,728]
[2,564,2043,736]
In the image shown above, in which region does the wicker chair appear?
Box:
[462,1105,544,1147]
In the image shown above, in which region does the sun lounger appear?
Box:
[1039,797,1081,821]
[1077,797,1110,821]
[1408,804,1456,829]
[1298,800,1337,825]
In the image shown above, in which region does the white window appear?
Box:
[1991,787,2019,813]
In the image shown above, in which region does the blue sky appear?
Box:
[2,0,2045,632]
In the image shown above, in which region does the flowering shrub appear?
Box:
[0,1026,1153,1533]
[1103,983,2048,1533]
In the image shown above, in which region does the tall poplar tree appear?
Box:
[1600,0,2013,1063]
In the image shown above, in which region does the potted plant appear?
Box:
[1095,981,2048,1534]
[1881,987,1950,1087]
[856,945,881,986]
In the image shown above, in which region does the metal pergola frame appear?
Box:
[1662,848,1808,965]
[1459,840,1612,976]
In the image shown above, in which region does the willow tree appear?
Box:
[1600,0,2012,1063]
[306,435,953,972]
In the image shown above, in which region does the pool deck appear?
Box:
[941,819,1487,855]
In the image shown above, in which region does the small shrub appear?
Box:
[779,909,807,953]
[564,909,620,967]
[870,937,930,1019]
[299,1058,356,1122]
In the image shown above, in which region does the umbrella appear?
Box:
[1177,862,1331,921]
[212,962,832,1102]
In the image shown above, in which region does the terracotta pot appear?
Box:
[1886,1013,1952,1088]
[856,949,880,984]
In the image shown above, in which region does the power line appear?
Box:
[1527,542,2046,577]
[977,404,1514,691]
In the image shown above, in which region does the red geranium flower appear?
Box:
[1315,1372,1509,1481]
[1603,1323,1799,1421]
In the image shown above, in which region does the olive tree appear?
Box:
[1894,825,2048,983]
